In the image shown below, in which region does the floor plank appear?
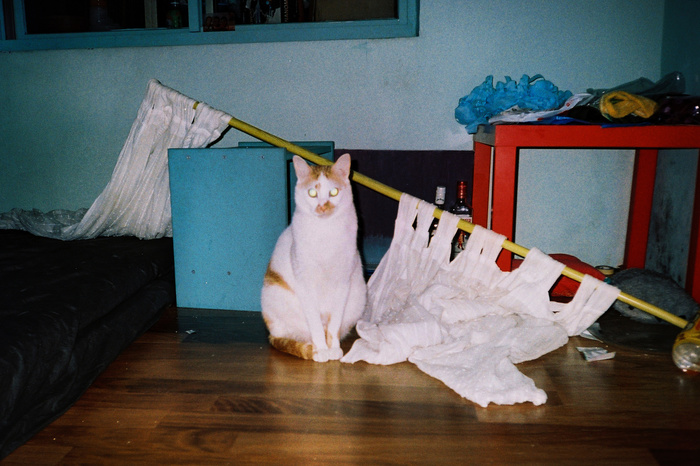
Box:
[3,306,699,465]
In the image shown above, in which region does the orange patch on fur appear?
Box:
[315,201,335,215]
[325,328,333,348]
[327,170,346,186]
[269,336,314,360]
[321,313,337,348]
[264,264,292,291]
[310,164,331,179]
[309,164,346,187]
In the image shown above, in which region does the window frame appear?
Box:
[0,0,419,52]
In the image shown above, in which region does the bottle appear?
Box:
[90,0,111,31]
[672,312,700,373]
[167,1,182,28]
[450,180,473,260]
[428,185,446,242]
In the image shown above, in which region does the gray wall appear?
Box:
[645,0,700,285]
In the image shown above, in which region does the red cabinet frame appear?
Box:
[472,124,700,300]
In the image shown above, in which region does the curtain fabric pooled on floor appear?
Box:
[342,193,620,407]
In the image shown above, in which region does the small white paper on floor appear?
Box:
[580,323,603,342]
[577,346,616,362]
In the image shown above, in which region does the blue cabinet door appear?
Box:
[169,147,288,311]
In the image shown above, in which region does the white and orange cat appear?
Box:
[261,153,367,362]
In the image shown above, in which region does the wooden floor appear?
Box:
[4,306,700,465]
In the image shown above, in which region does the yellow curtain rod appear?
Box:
[217,113,687,329]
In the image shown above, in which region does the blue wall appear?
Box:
[1,0,693,271]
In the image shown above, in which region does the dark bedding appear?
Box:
[0,230,175,459]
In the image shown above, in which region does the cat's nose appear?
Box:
[315,201,335,215]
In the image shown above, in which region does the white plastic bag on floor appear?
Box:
[0,79,232,240]
[342,193,620,407]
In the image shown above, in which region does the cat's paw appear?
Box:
[313,347,343,362]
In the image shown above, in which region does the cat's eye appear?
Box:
[308,188,317,198]
[329,187,339,197]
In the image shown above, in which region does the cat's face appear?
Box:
[293,154,352,218]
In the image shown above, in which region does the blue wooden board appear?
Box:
[236,141,335,220]
[168,147,288,311]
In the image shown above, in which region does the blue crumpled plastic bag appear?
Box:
[455,74,573,133]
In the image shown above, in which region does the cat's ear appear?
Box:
[333,153,351,179]
[292,155,311,178]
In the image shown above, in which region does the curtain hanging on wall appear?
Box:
[342,193,620,407]
[0,79,232,240]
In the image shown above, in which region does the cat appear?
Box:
[261,153,367,362]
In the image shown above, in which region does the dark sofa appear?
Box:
[0,230,175,459]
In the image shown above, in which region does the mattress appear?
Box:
[0,230,175,458]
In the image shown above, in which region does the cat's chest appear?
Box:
[293,212,354,238]
[291,223,356,265]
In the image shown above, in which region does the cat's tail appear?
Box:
[268,336,315,360]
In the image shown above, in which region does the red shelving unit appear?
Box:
[472,124,700,300]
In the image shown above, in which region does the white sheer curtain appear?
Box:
[342,193,620,407]
[0,79,232,240]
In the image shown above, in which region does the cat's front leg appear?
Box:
[299,300,337,362]
[314,319,343,361]
[322,277,358,361]
[307,319,335,362]
[313,346,343,362]
[312,319,345,363]
[324,317,344,358]
[311,312,343,362]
